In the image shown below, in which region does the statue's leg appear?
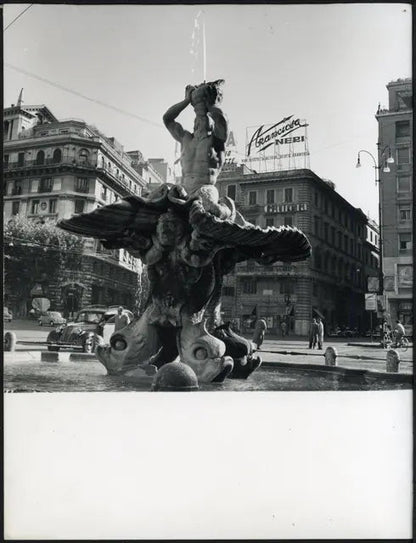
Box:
[213,324,262,380]
[96,306,162,375]
[177,315,233,383]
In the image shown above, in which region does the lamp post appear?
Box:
[355,143,394,297]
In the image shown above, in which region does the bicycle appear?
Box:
[385,334,410,352]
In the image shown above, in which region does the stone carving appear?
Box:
[324,346,337,366]
[58,81,312,385]
[213,322,262,379]
[386,349,400,373]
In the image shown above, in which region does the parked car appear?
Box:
[4,307,13,322]
[46,305,133,353]
[39,311,67,327]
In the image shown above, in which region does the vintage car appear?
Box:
[4,307,13,323]
[46,305,134,353]
[39,311,67,327]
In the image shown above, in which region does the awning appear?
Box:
[312,307,325,320]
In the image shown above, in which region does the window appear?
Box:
[370,231,373,242]
[314,192,319,206]
[39,178,53,193]
[337,231,342,248]
[31,200,39,214]
[35,150,45,165]
[280,280,294,295]
[12,201,20,215]
[265,217,274,227]
[242,278,257,294]
[75,178,89,193]
[266,189,275,204]
[283,216,293,227]
[397,176,411,193]
[101,185,108,201]
[314,216,320,237]
[399,233,412,252]
[397,147,409,165]
[222,286,235,296]
[350,239,354,255]
[18,152,25,166]
[323,199,328,214]
[52,149,62,163]
[323,222,329,241]
[75,200,85,214]
[314,249,322,269]
[4,154,9,167]
[330,226,335,245]
[79,149,89,164]
[399,207,411,221]
[344,235,348,252]
[12,181,22,196]
[49,199,57,214]
[396,121,410,138]
[284,188,293,202]
[248,191,257,205]
[227,184,236,200]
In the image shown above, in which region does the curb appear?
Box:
[261,360,413,384]
[4,351,97,363]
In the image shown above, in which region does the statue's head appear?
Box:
[191,79,225,108]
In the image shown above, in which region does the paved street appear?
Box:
[4,319,413,371]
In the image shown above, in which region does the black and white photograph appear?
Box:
[3,2,413,539]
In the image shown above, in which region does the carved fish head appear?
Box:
[179,320,234,383]
[96,308,161,375]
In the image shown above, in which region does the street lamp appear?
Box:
[355,143,394,297]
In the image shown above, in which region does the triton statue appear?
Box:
[58,80,311,385]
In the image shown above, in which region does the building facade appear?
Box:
[3,96,166,317]
[217,167,379,336]
[376,78,413,334]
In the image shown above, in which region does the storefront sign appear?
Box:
[397,265,413,287]
[264,203,308,214]
[365,293,377,311]
[367,276,379,293]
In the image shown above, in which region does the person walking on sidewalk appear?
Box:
[114,306,131,332]
[308,318,319,349]
[317,317,324,350]
[253,318,267,349]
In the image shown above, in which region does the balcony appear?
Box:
[4,158,96,171]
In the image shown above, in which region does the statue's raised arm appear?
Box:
[162,85,195,142]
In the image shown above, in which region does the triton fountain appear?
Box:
[58,80,312,387]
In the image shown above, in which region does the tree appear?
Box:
[4,216,85,313]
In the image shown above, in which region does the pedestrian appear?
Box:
[281,320,287,337]
[308,318,319,349]
[382,324,393,348]
[393,319,405,345]
[317,317,324,349]
[253,318,267,349]
[114,306,131,332]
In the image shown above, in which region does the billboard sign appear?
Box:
[246,116,308,156]
[245,115,309,172]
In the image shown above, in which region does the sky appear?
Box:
[3,3,412,221]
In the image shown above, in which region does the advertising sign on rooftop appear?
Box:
[244,115,310,172]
